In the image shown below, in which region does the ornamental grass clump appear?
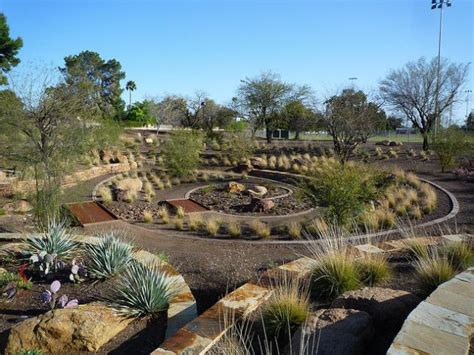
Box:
[158,206,170,224]
[187,214,204,232]
[143,210,153,223]
[85,233,134,280]
[173,218,184,231]
[288,222,301,239]
[107,261,179,318]
[413,251,455,295]
[206,218,221,237]
[97,186,113,203]
[442,241,474,271]
[355,253,391,287]
[250,220,271,239]
[226,220,241,238]
[261,275,310,340]
[176,206,185,219]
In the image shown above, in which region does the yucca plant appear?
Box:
[355,253,391,287]
[261,275,309,340]
[85,233,134,280]
[413,252,455,295]
[108,261,178,317]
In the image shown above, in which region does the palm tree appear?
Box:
[126,80,137,108]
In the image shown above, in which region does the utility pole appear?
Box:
[431,0,452,140]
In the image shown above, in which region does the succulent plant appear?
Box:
[40,280,78,310]
[69,258,87,283]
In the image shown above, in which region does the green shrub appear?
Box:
[222,134,255,163]
[85,233,134,279]
[0,271,32,290]
[355,254,391,287]
[107,261,178,318]
[433,127,473,173]
[161,130,204,178]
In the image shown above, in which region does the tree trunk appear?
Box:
[265,122,272,143]
[422,133,429,151]
[294,131,300,140]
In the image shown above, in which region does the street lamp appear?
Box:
[465,90,472,117]
[348,77,358,89]
[431,0,452,139]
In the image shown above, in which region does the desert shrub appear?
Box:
[250,220,271,239]
[107,261,178,318]
[433,127,473,172]
[161,130,204,178]
[288,222,301,239]
[143,210,153,223]
[355,254,391,287]
[261,276,309,340]
[223,134,255,163]
[226,221,242,238]
[86,233,134,280]
[305,162,388,226]
[442,242,474,270]
[413,253,455,294]
[158,206,170,224]
[206,218,221,237]
[97,186,113,203]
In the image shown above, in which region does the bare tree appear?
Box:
[322,88,385,163]
[380,57,469,150]
[0,67,102,223]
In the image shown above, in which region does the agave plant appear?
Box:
[85,233,134,280]
[107,261,179,318]
[24,220,79,275]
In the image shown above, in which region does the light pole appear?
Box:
[431,0,452,139]
[465,90,472,117]
[348,77,358,89]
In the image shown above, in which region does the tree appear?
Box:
[0,14,23,85]
[235,72,309,143]
[200,99,237,138]
[60,51,126,119]
[380,57,469,150]
[466,112,474,131]
[0,67,105,224]
[125,80,136,108]
[281,99,319,140]
[384,115,404,131]
[124,101,154,126]
[322,89,385,163]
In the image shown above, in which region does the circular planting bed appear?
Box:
[188,179,312,216]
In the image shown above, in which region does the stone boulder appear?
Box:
[331,287,420,330]
[246,197,274,212]
[5,303,133,353]
[247,185,268,198]
[4,200,33,214]
[288,308,374,355]
[227,181,245,194]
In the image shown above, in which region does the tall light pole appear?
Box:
[465,90,472,117]
[431,0,452,139]
[348,77,358,89]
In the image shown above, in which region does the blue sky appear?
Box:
[2,0,473,122]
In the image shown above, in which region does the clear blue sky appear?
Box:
[2,0,473,121]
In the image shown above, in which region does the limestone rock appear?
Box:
[227,181,245,193]
[4,200,33,214]
[247,185,267,198]
[331,287,420,330]
[5,302,133,353]
[246,198,274,212]
[145,138,154,144]
[288,308,374,355]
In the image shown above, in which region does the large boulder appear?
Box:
[288,308,374,355]
[226,181,245,194]
[331,287,420,330]
[5,303,133,353]
[3,200,33,214]
[247,185,268,198]
[245,197,274,212]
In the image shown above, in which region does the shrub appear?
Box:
[0,271,32,290]
[226,221,242,238]
[143,210,153,223]
[433,127,473,172]
[355,254,391,287]
[85,233,134,279]
[261,276,309,339]
[288,222,301,239]
[107,261,178,318]
[161,130,204,178]
[413,253,455,294]
[250,220,271,239]
[223,134,255,163]
[158,206,170,224]
[206,218,221,237]
[97,186,113,203]
[443,242,474,270]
